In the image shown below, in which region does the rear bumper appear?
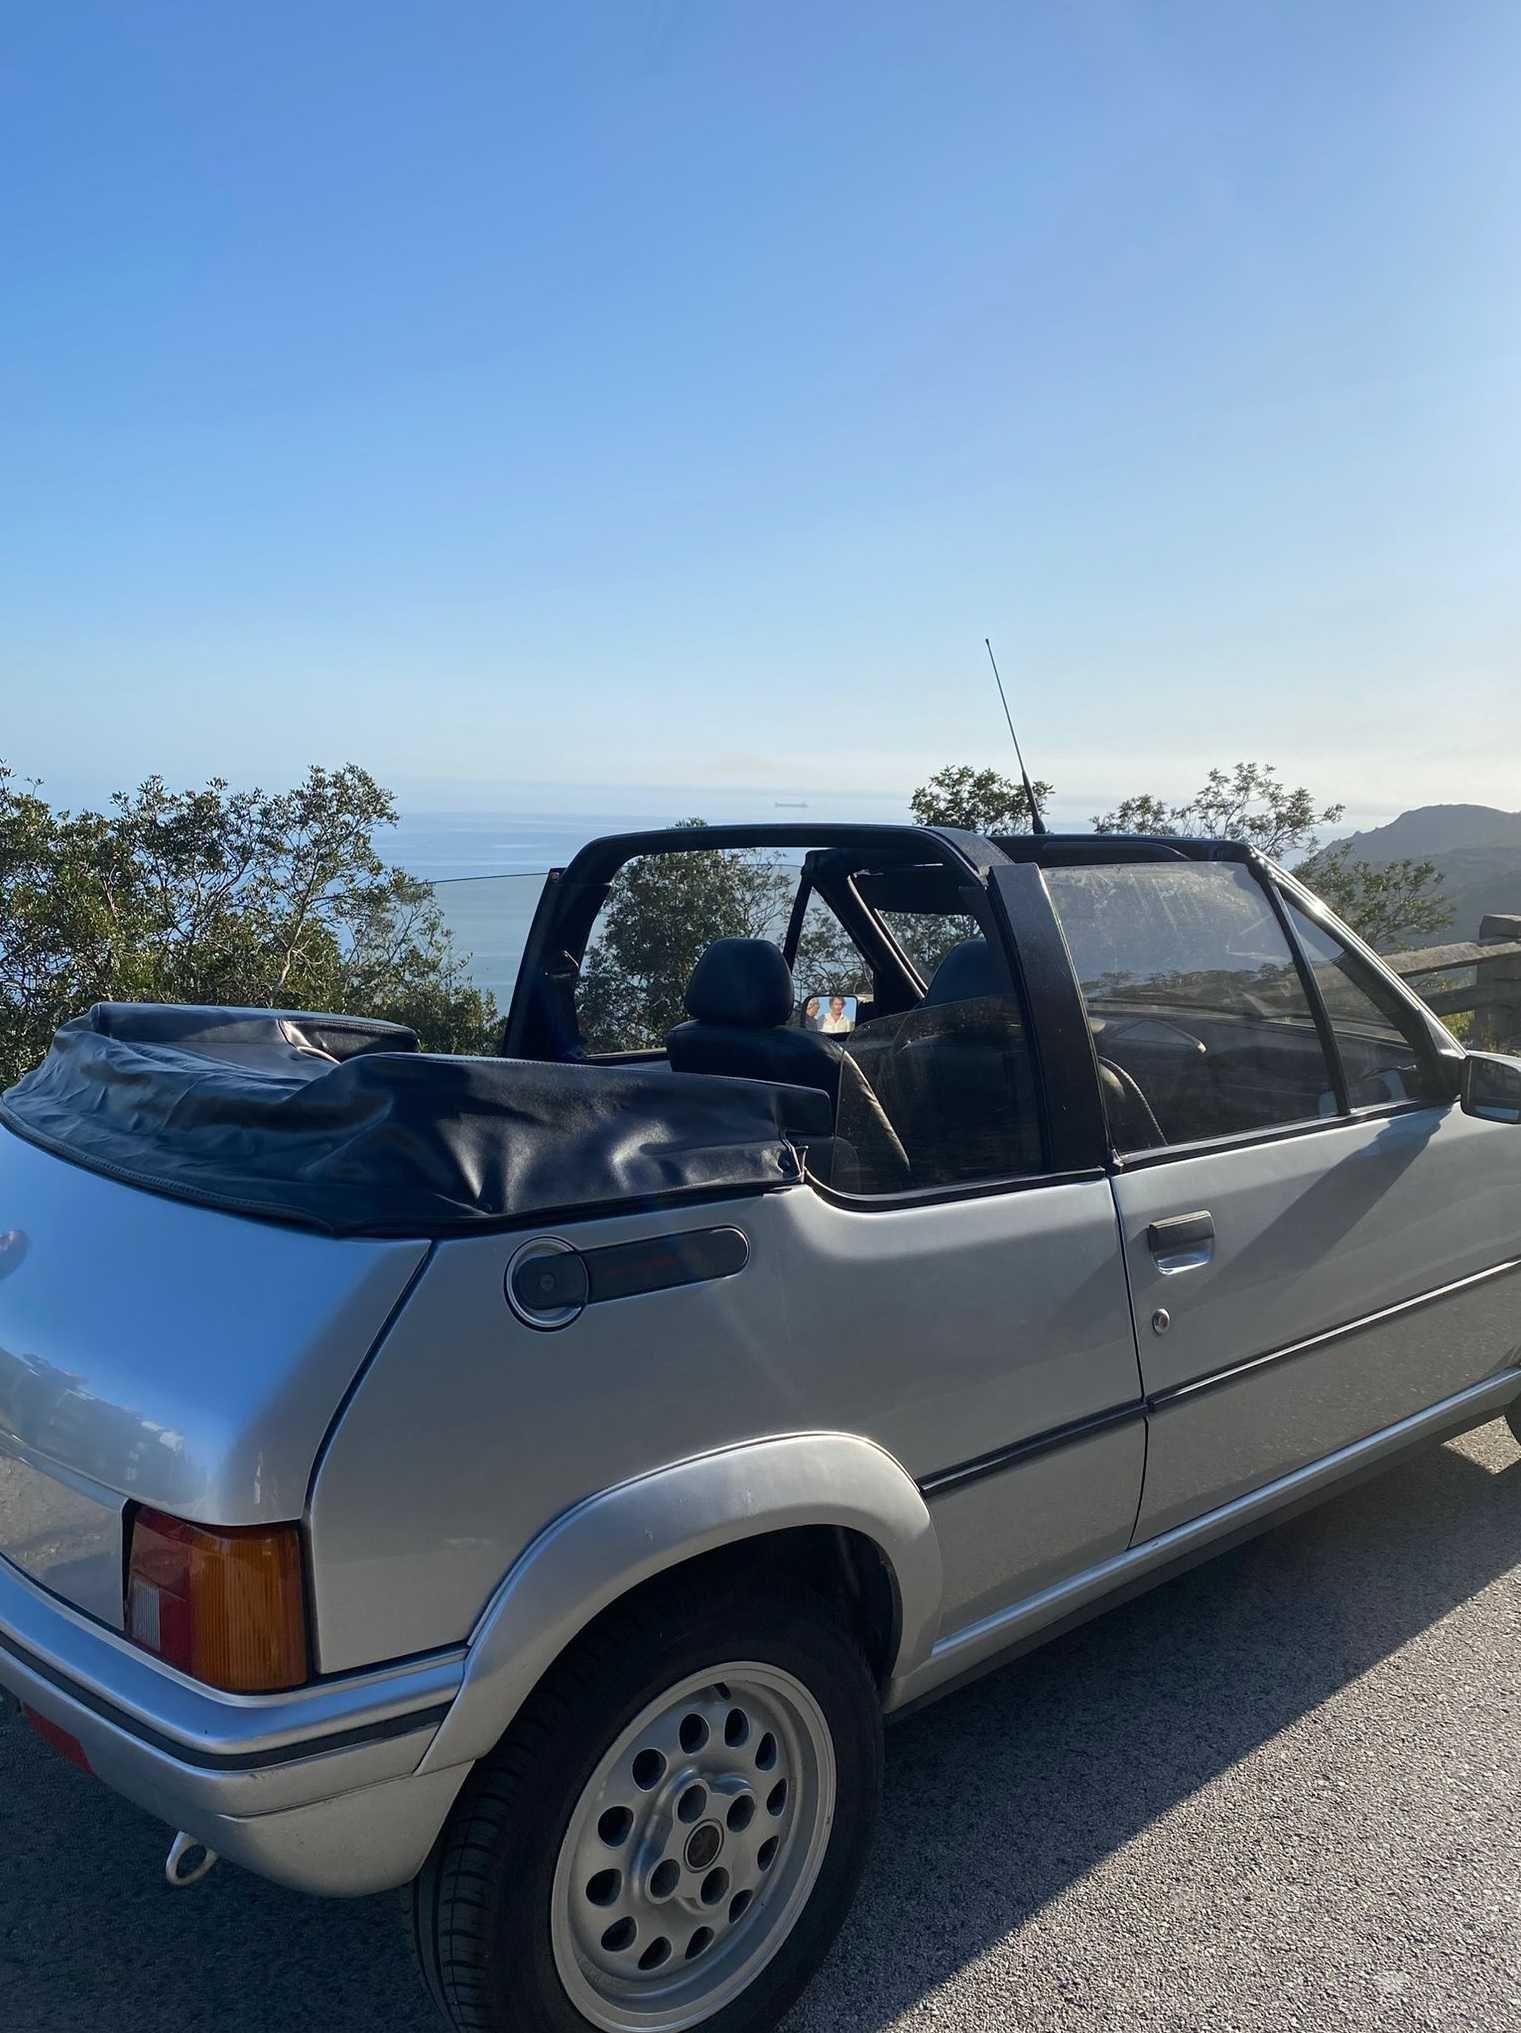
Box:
[0,1553,471,1894]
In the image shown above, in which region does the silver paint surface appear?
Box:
[0,1429,124,1627]
[0,1539,470,1892]
[1114,1107,1521,1539]
[419,1430,941,1773]
[898,1365,1521,1710]
[4,1043,1520,1901]
[927,1421,1145,1636]
[0,1546,461,1782]
[0,1127,427,1538]
[309,1177,1141,1671]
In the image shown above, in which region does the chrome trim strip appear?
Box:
[1111,1105,1416,1172]
[1151,1256,1521,1410]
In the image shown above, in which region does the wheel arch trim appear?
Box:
[417,1432,942,1774]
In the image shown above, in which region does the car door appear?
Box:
[1041,854,1521,1541]
[784,862,1146,1645]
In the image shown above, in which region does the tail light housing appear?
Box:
[126,1509,309,1693]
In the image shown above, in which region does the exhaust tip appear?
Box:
[165,1831,219,1888]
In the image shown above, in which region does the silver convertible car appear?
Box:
[2,822,1520,2033]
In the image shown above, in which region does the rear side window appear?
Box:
[1045,862,1333,1151]
[576,847,798,1054]
[877,906,981,984]
[790,890,873,1028]
[831,935,1043,1194]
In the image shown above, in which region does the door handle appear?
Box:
[1147,1211,1214,1269]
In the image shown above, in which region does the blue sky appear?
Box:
[4,1,1518,828]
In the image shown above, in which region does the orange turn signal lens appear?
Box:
[126,1509,309,1693]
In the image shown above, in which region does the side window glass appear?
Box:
[577,847,797,1054]
[1045,862,1333,1151]
[878,905,981,984]
[791,891,873,1033]
[1284,901,1445,1107]
[829,933,1043,1194]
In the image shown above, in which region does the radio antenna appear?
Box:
[984,637,1047,836]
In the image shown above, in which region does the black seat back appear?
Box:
[884,937,1042,1185]
[666,938,846,1107]
[667,939,910,1188]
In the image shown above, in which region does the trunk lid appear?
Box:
[0,1125,426,1628]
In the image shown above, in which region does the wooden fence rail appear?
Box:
[1384,913,1521,1049]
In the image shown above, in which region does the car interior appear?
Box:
[1042,859,1443,1148]
[649,842,1014,1192]
[511,829,1444,1198]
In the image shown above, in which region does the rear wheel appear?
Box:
[408,1581,883,2033]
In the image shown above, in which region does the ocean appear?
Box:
[390,800,846,1012]
[389,809,651,1012]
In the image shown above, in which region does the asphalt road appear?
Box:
[7,1419,1521,2033]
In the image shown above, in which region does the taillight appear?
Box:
[126,1509,309,1693]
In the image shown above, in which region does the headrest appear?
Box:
[924,937,1012,1006]
[684,939,796,1029]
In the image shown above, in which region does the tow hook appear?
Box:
[165,1830,219,1888]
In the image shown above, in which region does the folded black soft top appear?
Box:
[0,1004,830,1238]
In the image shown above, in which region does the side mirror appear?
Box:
[1461,1052,1521,1124]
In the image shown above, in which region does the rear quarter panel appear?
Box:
[307,1176,1141,1672]
[0,1128,427,1538]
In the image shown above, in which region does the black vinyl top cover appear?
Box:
[0,1004,831,1238]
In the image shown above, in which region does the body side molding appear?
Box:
[889,1365,1521,1715]
[419,1431,942,1775]
[918,1400,1145,1497]
[1148,1254,1521,1409]
[916,1255,1521,1497]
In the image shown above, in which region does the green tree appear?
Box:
[909,758,1450,952]
[575,822,869,1054]
[1089,761,1451,949]
[0,761,497,1085]
[902,762,1053,977]
[909,763,1051,834]
[576,823,785,1052]
[1292,840,1452,952]
[1092,761,1343,860]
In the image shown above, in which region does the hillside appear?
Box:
[1342,804,1521,864]
[1337,804,1521,949]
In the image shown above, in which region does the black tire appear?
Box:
[1507,1402,1521,1450]
[407,1577,883,2033]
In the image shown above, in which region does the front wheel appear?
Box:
[409,1581,883,2033]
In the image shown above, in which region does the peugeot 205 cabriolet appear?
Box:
[2,822,1519,2033]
